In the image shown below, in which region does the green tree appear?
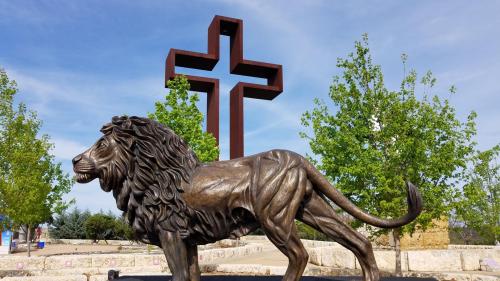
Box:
[0,68,74,256]
[300,35,476,274]
[453,146,500,244]
[84,213,116,243]
[148,76,219,162]
[49,208,91,239]
[84,212,134,242]
[113,216,135,241]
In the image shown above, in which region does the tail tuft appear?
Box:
[406,181,423,220]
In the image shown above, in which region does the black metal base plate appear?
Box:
[115,276,437,281]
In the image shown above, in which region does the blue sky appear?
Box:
[1,1,499,214]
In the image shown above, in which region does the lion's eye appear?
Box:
[99,141,108,148]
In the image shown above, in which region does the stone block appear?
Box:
[373,251,396,271]
[364,250,408,272]
[91,254,135,268]
[223,248,237,259]
[494,248,500,261]
[265,265,287,275]
[471,275,500,281]
[407,250,462,271]
[44,255,92,270]
[480,258,500,272]
[303,266,323,276]
[134,254,167,268]
[210,249,226,260]
[320,247,356,269]
[100,266,166,275]
[434,272,472,281]
[198,251,212,263]
[35,268,100,276]
[461,250,497,271]
[55,239,91,245]
[215,263,267,275]
[0,256,46,271]
[89,275,108,281]
[200,263,218,273]
[307,247,322,265]
[2,275,87,281]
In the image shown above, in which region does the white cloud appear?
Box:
[51,138,88,161]
[66,180,120,215]
[6,66,164,119]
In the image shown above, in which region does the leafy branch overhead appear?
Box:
[148,76,219,162]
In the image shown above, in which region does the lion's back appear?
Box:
[183,149,305,211]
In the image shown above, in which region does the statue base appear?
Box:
[112,275,437,281]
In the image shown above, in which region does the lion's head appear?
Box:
[72,116,199,240]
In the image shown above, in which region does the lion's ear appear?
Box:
[100,123,113,134]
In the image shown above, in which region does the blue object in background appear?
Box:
[1,231,12,247]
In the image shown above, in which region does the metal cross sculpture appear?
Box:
[165,15,283,159]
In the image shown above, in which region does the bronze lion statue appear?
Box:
[73,116,422,281]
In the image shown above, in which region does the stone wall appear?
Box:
[0,243,263,280]
[1,238,499,281]
[373,218,450,250]
[307,246,500,272]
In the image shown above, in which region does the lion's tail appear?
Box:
[304,160,423,228]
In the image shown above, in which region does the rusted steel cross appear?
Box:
[165,15,283,159]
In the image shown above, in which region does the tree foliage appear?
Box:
[148,76,219,162]
[83,212,134,242]
[50,208,134,241]
[84,213,116,242]
[49,208,91,239]
[300,35,477,272]
[0,68,74,255]
[453,145,500,244]
[301,35,476,233]
[0,68,74,224]
[113,216,134,241]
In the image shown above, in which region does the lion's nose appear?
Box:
[72,154,82,165]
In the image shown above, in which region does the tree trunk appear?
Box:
[393,228,402,276]
[27,225,31,257]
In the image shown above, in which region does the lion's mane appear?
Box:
[100,116,199,242]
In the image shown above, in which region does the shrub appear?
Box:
[114,216,135,241]
[84,213,116,242]
[49,208,91,239]
[83,212,135,242]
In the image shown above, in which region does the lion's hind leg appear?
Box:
[298,193,380,281]
[257,166,310,281]
[261,221,309,281]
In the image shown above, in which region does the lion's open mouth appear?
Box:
[74,172,97,183]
